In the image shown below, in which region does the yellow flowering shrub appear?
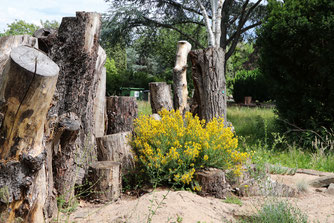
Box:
[131,109,250,190]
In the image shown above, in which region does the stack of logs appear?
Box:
[89,96,137,202]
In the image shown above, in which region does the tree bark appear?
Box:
[173,41,191,114]
[189,47,227,122]
[46,12,103,203]
[86,161,121,202]
[0,35,38,84]
[0,46,58,222]
[96,132,134,174]
[149,82,173,113]
[106,96,138,134]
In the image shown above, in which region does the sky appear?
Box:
[0,0,110,31]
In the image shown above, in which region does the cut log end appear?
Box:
[11,45,59,77]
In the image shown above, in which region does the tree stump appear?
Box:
[0,46,59,222]
[149,82,173,113]
[106,96,137,134]
[189,48,227,122]
[173,41,191,114]
[87,161,121,202]
[46,12,103,203]
[96,132,134,173]
[195,168,231,199]
[0,35,38,84]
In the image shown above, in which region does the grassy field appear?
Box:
[136,101,334,173]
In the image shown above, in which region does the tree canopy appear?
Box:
[104,0,267,61]
[258,0,334,144]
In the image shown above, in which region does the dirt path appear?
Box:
[62,172,334,223]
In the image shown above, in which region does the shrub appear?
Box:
[242,200,308,223]
[131,109,250,190]
[232,69,271,103]
[257,0,334,145]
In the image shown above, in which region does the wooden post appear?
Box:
[87,161,121,202]
[96,132,134,173]
[106,96,138,134]
[149,82,173,113]
[173,41,191,114]
[0,46,59,222]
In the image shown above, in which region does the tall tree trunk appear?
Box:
[0,46,58,222]
[46,12,103,203]
[189,47,226,122]
[173,41,191,114]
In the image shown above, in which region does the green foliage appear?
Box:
[232,69,271,103]
[40,20,59,29]
[0,19,59,37]
[0,20,39,36]
[241,200,308,223]
[257,0,334,145]
[131,109,249,190]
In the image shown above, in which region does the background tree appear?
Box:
[0,19,59,37]
[258,0,334,146]
[103,0,267,121]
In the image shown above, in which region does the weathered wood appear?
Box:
[190,47,226,122]
[149,82,173,113]
[0,35,38,84]
[0,46,58,222]
[173,41,191,114]
[46,12,102,203]
[33,28,56,54]
[87,161,121,202]
[96,132,134,173]
[106,96,137,134]
[195,168,231,199]
[93,46,107,138]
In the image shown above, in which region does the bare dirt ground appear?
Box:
[63,172,334,223]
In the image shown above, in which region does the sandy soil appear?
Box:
[62,172,334,223]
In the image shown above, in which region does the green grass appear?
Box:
[227,106,334,173]
[223,196,243,206]
[137,100,152,116]
[227,106,277,146]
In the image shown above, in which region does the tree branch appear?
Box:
[196,0,215,46]
[143,17,205,48]
[226,0,263,60]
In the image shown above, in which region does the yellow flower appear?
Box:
[203,155,209,161]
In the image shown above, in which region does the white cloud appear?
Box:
[0,0,110,32]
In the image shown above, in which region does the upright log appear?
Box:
[0,35,38,83]
[149,82,173,113]
[106,96,137,134]
[0,46,58,222]
[46,12,103,202]
[190,47,226,122]
[93,46,107,138]
[173,41,191,114]
[86,161,121,202]
[96,132,134,173]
